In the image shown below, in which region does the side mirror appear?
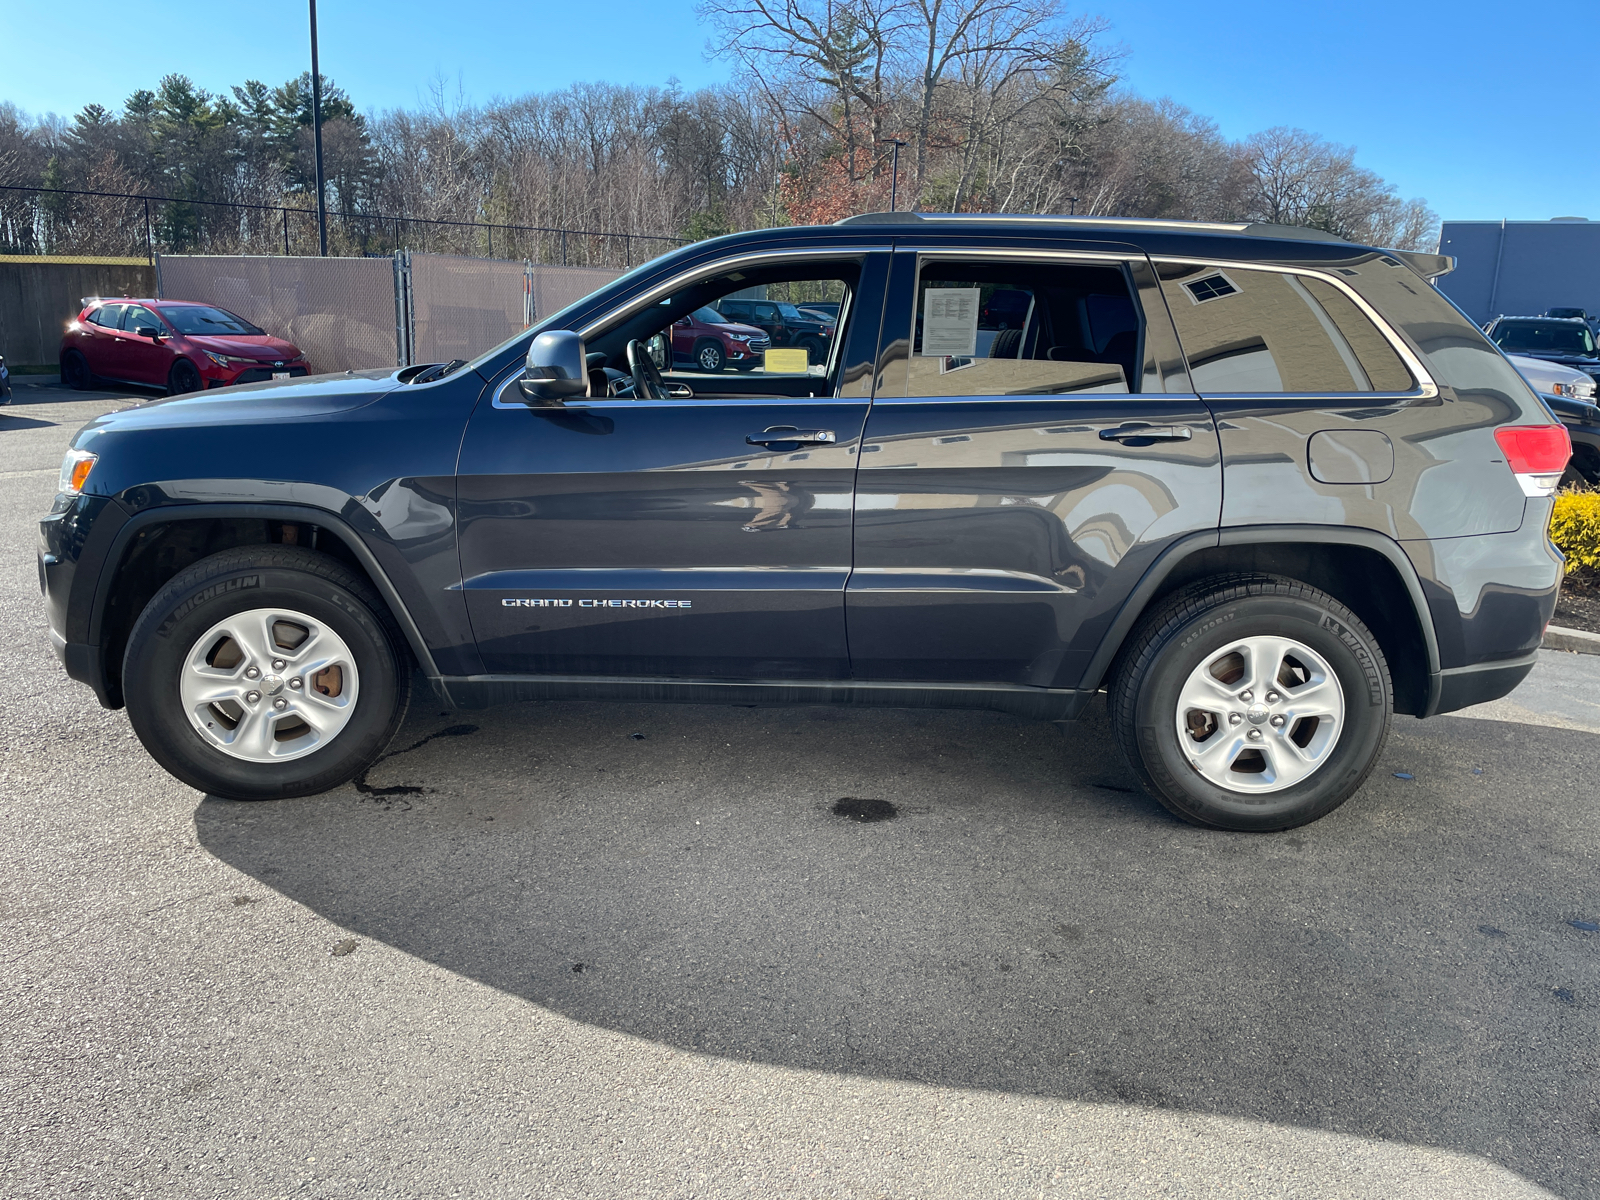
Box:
[136,326,163,341]
[518,330,587,404]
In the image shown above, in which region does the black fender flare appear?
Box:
[89,502,443,682]
[1080,524,1443,710]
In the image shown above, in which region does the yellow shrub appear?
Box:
[1551,492,1600,574]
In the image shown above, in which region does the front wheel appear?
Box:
[122,547,411,800]
[1110,574,1391,831]
[167,358,203,395]
[694,340,726,372]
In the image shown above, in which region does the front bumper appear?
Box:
[205,363,311,388]
[39,492,130,708]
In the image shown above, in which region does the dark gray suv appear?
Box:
[40,213,1570,831]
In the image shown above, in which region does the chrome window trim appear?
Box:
[1152,255,1439,401]
[491,374,872,410]
[866,393,1203,406]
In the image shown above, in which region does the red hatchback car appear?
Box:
[60,299,309,394]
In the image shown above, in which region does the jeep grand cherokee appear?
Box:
[39,214,1569,831]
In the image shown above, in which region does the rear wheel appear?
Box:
[122,547,411,800]
[799,336,826,365]
[61,349,92,390]
[167,358,203,395]
[1110,574,1391,831]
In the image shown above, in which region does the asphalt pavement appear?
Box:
[2,379,1597,1198]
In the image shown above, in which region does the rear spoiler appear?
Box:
[1387,251,1455,280]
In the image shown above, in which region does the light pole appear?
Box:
[888,139,906,212]
[1067,196,1079,216]
[309,0,328,256]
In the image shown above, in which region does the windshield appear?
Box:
[1494,321,1597,356]
[163,305,264,336]
[691,306,727,324]
[775,302,806,321]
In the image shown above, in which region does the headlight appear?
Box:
[203,351,257,367]
[58,448,97,496]
[728,334,752,343]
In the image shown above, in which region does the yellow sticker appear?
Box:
[763,347,810,373]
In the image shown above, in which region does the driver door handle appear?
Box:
[747,428,836,446]
[1098,423,1193,443]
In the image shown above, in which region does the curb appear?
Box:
[1543,624,1600,655]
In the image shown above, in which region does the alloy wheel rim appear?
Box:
[178,607,360,763]
[1175,635,1345,794]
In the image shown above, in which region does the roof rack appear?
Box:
[832,211,1456,278]
[835,211,1349,243]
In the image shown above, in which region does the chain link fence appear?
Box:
[156,252,624,373]
[157,255,402,375]
[1,184,684,270]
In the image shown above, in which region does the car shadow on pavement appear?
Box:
[194,698,1600,1197]
[0,413,61,431]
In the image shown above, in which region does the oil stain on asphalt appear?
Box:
[831,797,898,823]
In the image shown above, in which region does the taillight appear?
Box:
[1494,424,1571,496]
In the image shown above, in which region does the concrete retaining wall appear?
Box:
[0,257,156,366]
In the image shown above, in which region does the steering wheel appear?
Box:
[626,339,667,400]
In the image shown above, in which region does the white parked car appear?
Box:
[1506,353,1596,400]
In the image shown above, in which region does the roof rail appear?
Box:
[834,211,1355,244]
[835,211,1258,234]
[830,212,1455,276]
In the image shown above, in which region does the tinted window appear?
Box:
[895,259,1142,397]
[1298,278,1415,391]
[89,304,126,329]
[162,305,263,335]
[1493,321,1597,356]
[1160,264,1409,393]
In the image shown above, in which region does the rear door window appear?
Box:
[89,304,126,329]
[1159,264,1414,394]
[889,258,1145,396]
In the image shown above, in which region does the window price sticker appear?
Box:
[922,287,979,357]
[763,347,809,373]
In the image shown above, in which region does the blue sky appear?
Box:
[3,0,1594,223]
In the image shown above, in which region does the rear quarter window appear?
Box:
[1158,264,1408,394]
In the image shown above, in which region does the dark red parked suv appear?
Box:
[670,306,770,372]
[60,299,308,394]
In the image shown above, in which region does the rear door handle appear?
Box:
[1098,423,1193,443]
[747,427,836,446]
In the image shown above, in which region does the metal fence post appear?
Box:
[144,198,154,264]
[393,250,414,367]
[524,260,535,329]
[282,208,290,256]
